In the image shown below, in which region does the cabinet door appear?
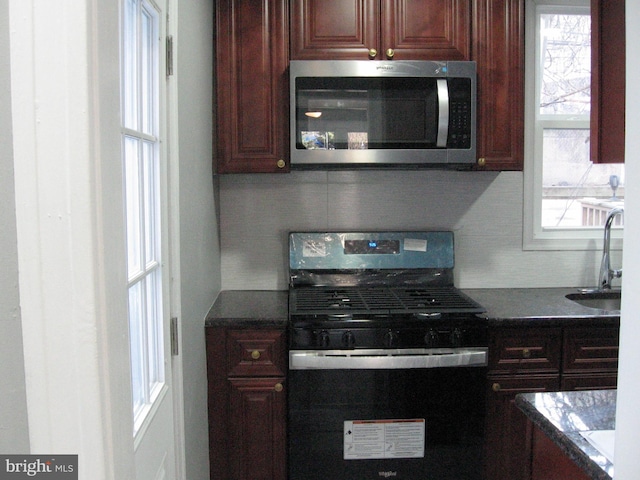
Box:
[216,0,289,173]
[381,0,471,60]
[229,377,287,480]
[290,0,470,60]
[485,375,560,480]
[591,0,625,164]
[290,0,380,59]
[530,426,591,480]
[473,0,524,171]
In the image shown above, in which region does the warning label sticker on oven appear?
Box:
[343,419,425,460]
[302,240,327,257]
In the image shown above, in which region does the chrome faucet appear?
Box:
[598,207,624,289]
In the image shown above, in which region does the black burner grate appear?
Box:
[291,286,484,314]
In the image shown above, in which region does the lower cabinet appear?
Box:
[484,325,619,480]
[206,327,287,480]
[528,424,591,480]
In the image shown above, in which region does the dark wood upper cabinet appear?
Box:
[215,0,289,173]
[472,0,525,171]
[290,0,471,61]
[591,0,625,164]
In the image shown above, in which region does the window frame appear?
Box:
[523,0,623,250]
[121,0,167,435]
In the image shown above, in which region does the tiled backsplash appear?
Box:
[219,170,601,290]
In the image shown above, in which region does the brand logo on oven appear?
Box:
[376,65,395,71]
[378,472,397,478]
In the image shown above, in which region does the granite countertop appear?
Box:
[205,290,288,327]
[516,390,616,479]
[205,287,621,327]
[462,288,620,326]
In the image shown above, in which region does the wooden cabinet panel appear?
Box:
[290,0,470,60]
[485,375,560,480]
[488,327,561,374]
[216,0,289,173]
[290,0,379,59]
[561,372,617,391]
[591,0,625,164]
[381,0,471,60]
[207,327,287,480]
[473,0,524,171]
[227,329,287,377]
[485,324,619,480]
[229,377,287,480]
[562,326,619,374]
[530,426,591,480]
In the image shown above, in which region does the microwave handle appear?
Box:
[436,78,449,148]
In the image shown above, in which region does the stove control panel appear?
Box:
[290,323,487,350]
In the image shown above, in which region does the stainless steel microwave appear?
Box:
[290,60,477,169]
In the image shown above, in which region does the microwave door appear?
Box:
[436,78,449,148]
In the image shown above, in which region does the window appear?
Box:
[121,0,165,433]
[524,0,624,249]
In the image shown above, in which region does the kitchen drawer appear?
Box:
[562,326,619,373]
[226,329,286,377]
[488,327,561,374]
[561,373,618,391]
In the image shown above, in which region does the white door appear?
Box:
[121,0,181,478]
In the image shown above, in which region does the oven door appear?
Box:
[288,348,487,480]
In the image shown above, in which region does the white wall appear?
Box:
[0,0,29,454]
[9,0,135,477]
[176,0,220,478]
[613,1,640,477]
[219,170,607,290]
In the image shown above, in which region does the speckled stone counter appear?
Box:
[205,288,621,328]
[205,290,288,327]
[463,288,620,326]
[516,390,616,479]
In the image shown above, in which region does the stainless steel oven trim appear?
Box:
[289,347,488,370]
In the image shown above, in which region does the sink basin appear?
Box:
[565,291,621,311]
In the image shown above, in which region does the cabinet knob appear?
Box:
[368,48,378,59]
[477,157,486,167]
[276,159,286,169]
[274,383,283,392]
[492,382,501,392]
[250,350,261,360]
[522,348,531,359]
[386,48,395,59]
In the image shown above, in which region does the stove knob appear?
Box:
[425,329,439,348]
[317,330,331,348]
[450,328,463,347]
[383,330,399,348]
[342,330,356,349]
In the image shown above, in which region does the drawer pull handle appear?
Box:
[274,383,283,392]
[522,348,531,359]
[492,383,501,392]
[368,48,377,59]
[386,48,395,59]
[251,350,261,360]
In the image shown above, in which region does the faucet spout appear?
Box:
[598,207,624,290]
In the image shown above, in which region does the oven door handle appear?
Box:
[289,347,488,370]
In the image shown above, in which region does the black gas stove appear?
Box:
[288,231,487,350]
[287,232,489,480]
